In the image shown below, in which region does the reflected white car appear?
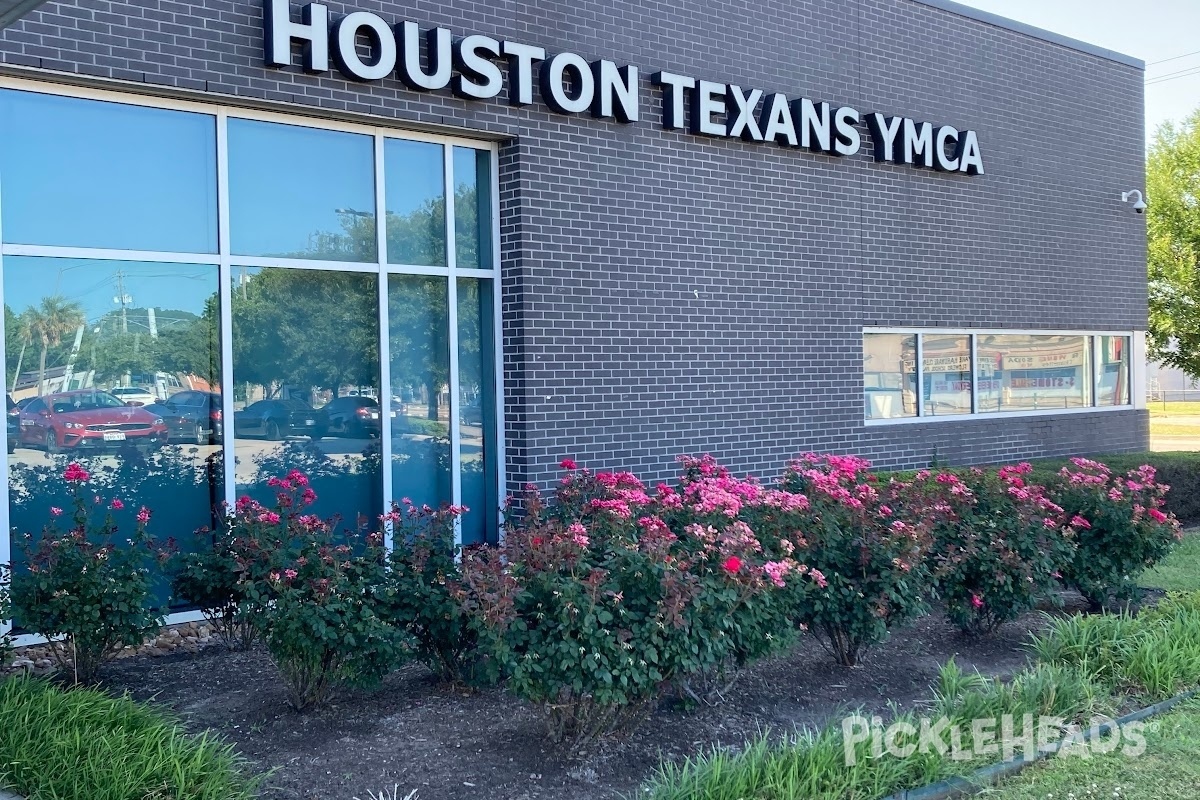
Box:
[109,386,159,406]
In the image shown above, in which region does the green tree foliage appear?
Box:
[1148,110,1200,376]
[21,296,86,395]
[231,268,379,399]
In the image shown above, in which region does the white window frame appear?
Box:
[0,76,505,645]
[863,327,1143,427]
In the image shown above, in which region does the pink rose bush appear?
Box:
[10,462,169,683]
[778,454,934,666]
[910,463,1079,634]
[1051,458,1183,608]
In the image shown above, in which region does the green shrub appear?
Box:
[911,465,1077,634]
[0,676,259,800]
[171,523,261,651]
[0,563,11,667]
[780,454,933,666]
[458,460,802,744]
[10,461,167,683]
[233,472,407,710]
[380,500,491,686]
[1049,458,1183,608]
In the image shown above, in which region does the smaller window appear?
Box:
[453,147,493,269]
[1096,335,1131,406]
[921,334,972,416]
[864,333,917,420]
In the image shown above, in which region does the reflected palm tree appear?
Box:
[24,296,85,395]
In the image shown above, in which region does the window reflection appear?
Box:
[921,334,972,416]
[230,267,381,531]
[385,139,446,266]
[0,90,218,253]
[453,148,493,270]
[228,119,377,261]
[976,335,1092,412]
[4,257,223,607]
[457,278,498,545]
[864,333,917,419]
[388,276,451,509]
[1097,336,1131,406]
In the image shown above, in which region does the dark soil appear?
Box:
[96,598,1092,800]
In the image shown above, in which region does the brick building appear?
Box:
[0,0,1147,596]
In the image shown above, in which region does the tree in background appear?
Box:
[22,296,85,396]
[1148,109,1200,377]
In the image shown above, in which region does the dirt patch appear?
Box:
[92,599,1090,800]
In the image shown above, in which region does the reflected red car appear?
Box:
[18,390,168,453]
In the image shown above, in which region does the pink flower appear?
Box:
[136,507,151,524]
[568,521,589,548]
[763,560,792,588]
[1149,508,1168,523]
[809,568,829,589]
[283,568,298,580]
[722,556,743,574]
[1070,515,1091,530]
[257,511,282,525]
[110,499,124,511]
[301,488,317,506]
[287,469,310,487]
[49,506,63,517]
[560,458,578,470]
[63,462,90,483]
[971,594,984,610]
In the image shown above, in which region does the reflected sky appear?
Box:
[3,257,218,322]
[228,119,376,260]
[0,89,218,253]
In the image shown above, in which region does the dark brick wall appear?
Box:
[0,0,1149,487]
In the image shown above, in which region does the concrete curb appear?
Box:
[883,689,1200,800]
[0,789,24,800]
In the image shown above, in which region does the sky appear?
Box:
[953,0,1200,140]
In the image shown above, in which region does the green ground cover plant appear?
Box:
[639,593,1200,800]
[0,677,259,800]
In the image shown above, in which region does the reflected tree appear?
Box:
[232,268,378,399]
[22,296,85,395]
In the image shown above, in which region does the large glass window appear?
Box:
[388,275,451,509]
[1097,336,1131,406]
[228,119,377,261]
[231,267,382,531]
[453,147,494,270]
[0,90,218,253]
[0,84,503,630]
[457,278,499,545]
[976,335,1091,412]
[385,140,446,266]
[921,334,972,416]
[4,257,223,607]
[863,333,916,420]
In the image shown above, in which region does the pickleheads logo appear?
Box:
[840,713,1148,766]
[262,0,985,175]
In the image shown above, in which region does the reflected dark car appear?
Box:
[18,390,168,453]
[6,395,18,454]
[160,390,224,445]
[234,398,327,441]
[324,396,381,439]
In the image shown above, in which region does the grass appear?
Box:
[1149,402,1200,418]
[976,699,1200,799]
[639,594,1200,800]
[1141,532,1200,592]
[0,677,260,800]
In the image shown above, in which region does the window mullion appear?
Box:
[445,145,462,549]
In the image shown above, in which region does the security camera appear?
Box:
[1122,190,1147,214]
